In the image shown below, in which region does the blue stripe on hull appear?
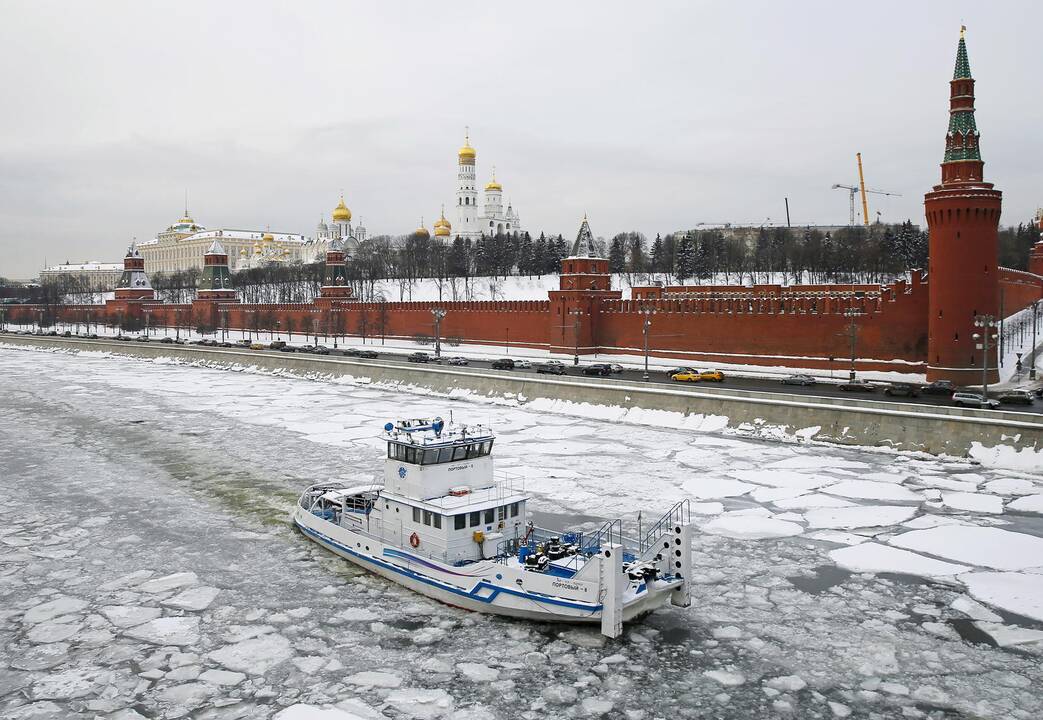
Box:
[295,518,603,615]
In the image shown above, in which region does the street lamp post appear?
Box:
[1031,300,1040,381]
[569,308,583,366]
[842,307,864,381]
[219,308,228,343]
[641,308,654,381]
[431,308,447,360]
[973,314,998,401]
[275,320,281,342]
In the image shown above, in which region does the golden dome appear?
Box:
[485,166,501,192]
[434,206,451,229]
[415,222,430,239]
[262,232,274,243]
[332,195,352,222]
[434,223,450,237]
[458,128,476,163]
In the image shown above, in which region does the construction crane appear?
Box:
[832,153,901,225]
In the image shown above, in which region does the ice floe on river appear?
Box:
[3,345,1043,718]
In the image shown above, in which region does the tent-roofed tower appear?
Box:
[114,243,155,300]
[925,27,1003,384]
[319,236,353,299]
[197,239,236,300]
[547,215,620,360]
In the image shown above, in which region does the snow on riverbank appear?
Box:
[3,345,1043,718]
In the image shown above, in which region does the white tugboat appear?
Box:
[293,417,693,637]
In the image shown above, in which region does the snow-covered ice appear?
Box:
[2,344,1043,720]
[889,526,1043,571]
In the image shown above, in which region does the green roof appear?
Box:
[953,35,972,80]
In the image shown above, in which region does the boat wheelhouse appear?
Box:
[293,416,694,637]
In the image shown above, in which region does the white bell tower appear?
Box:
[455,128,479,239]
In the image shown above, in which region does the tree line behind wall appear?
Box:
[129,218,1043,303]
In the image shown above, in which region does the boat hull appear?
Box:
[293,508,679,627]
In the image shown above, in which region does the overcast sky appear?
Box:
[1,1,1040,278]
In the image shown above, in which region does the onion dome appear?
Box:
[434,206,451,237]
[262,231,274,244]
[458,128,476,163]
[332,195,352,222]
[415,219,430,239]
[485,166,502,192]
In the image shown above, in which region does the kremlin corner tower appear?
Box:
[925,29,1003,385]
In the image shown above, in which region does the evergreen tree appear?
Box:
[675,235,697,282]
[608,235,627,273]
[628,233,646,273]
[650,233,666,273]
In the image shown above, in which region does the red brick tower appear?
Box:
[925,29,1003,384]
[319,237,353,300]
[113,243,155,300]
[548,216,621,359]
[1029,209,1043,277]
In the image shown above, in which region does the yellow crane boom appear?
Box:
[856,153,870,226]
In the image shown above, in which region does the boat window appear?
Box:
[469,511,480,527]
[452,445,468,461]
[484,508,494,524]
[467,443,480,459]
[405,447,417,464]
[433,514,442,529]
[422,449,439,465]
[479,440,492,456]
[454,514,466,530]
[387,442,394,459]
[510,502,519,517]
[423,510,432,526]
[412,507,421,523]
[438,447,454,463]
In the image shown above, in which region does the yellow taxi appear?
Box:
[699,370,725,382]
[249,343,266,350]
[670,370,701,383]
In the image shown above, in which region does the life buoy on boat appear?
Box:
[409,532,420,548]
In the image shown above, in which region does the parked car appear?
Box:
[219,342,234,348]
[491,358,515,370]
[115,335,132,341]
[408,351,431,363]
[665,366,697,378]
[279,345,297,353]
[249,343,266,350]
[583,363,613,377]
[1035,387,1043,400]
[513,359,533,369]
[159,337,174,344]
[952,392,1000,409]
[296,345,315,354]
[536,360,567,375]
[781,374,817,386]
[671,370,701,383]
[884,382,920,398]
[356,349,379,359]
[134,335,149,342]
[700,370,725,382]
[838,379,875,392]
[236,339,252,347]
[608,364,625,374]
[269,341,286,350]
[446,356,469,366]
[920,380,956,396]
[997,390,1034,405]
[312,345,330,355]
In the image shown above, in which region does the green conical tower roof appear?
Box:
[943,28,980,163]
[953,28,971,79]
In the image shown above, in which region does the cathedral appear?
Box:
[315,194,367,252]
[453,131,522,241]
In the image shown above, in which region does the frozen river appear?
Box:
[2,345,1043,720]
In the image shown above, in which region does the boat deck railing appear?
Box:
[494,499,692,565]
